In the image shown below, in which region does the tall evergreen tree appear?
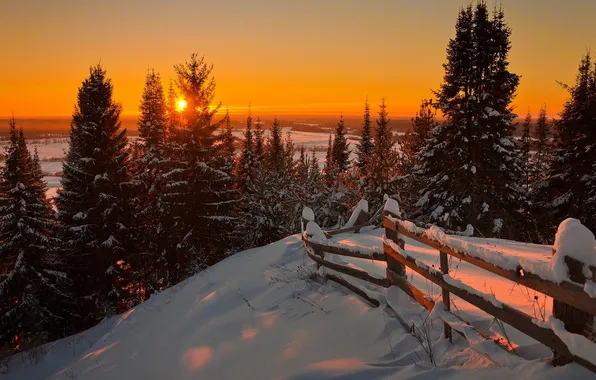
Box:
[323,134,335,186]
[130,69,169,300]
[236,114,254,191]
[0,120,69,352]
[56,65,133,325]
[355,98,373,173]
[254,117,265,163]
[332,116,350,172]
[265,119,285,174]
[532,106,551,183]
[544,52,596,235]
[161,54,237,277]
[520,110,532,189]
[414,4,526,238]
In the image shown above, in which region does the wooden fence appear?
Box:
[302,203,596,374]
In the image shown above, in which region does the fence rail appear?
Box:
[301,200,596,374]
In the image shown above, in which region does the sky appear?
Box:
[1,0,595,118]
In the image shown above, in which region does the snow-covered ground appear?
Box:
[5,228,593,379]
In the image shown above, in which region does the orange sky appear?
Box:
[1,0,595,118]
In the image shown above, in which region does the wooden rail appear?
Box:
[301,203,596,374]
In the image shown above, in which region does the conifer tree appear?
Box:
[296,145,309,185]
[332,116,350,172]
[521,111,532,189]
[219,109,236,176]
[532,106,551,183]
[323,134,335,186]
[414,4,527,238]
[161,54,237,277]
[265,119,285,173]
[355,99,373,173]
[0,119,69,351]
[236,114,254,191]
[130,69,169,300]
[254,117,265,163]
[56,65,133,325]
[543,52,596,234]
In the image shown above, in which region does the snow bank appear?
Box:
[548,316,596,366]
[552,218,596,283]
[344,199,368,228]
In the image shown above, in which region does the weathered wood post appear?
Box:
[439,251,453,341]
[551,218,596,365]
[383,199,405,278]
[353,209,370,234]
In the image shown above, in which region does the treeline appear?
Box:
[2,0,596,358]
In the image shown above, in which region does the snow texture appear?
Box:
[548,316,596,366]
[343,199,368,228]
[552,218,596,283]
[305,221,327,242]
[301,207,315,222]
[383,198,401,217]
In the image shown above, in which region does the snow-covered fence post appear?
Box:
[439,252,452,341]
[344,199,369,233]
[383,199,405,278]
[551,218,596,366]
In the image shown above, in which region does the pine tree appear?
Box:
[254,117,265,163]
[363,99,400,212]
[219,109,236,176]
[323,134,335,186]
[544,52,596,235]
[265,119,285,173]
[355,98,373,173]
[332,116,350,172]
[0,119,69,351]
[296,145,309,185]
[236,114,254,191]
[532,106,551,183]
[56,65,133,325]
[130,69,169,300]
[414,4,526,238]
[161,54,237,277]
[520,110,532,189]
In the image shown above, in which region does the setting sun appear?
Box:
[176,99,187,112]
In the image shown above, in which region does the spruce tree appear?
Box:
[56,65,133,325]
[130,69,168,300]
[521,110,532,189]
[355,99,373,173]
[265,119,285,174]
[236,114,254,191]
[219,109,236,176]
[323,134,335,186]
[254,117,265,163]
[0,120,69,351]
[544,52,596,235]
[532,106,551,183]
[162,54,237,276]
[414,4,526,238]
[332,116,350,172]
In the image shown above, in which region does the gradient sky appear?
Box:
[1,0,595,118]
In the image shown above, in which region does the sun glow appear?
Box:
[176,98,187,112]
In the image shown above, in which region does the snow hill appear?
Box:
[4,229,594,379]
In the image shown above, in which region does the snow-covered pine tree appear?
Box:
[265,119,285,174]
[323,134,336,186]
[363,98,400,212]
[543,52,596,235]
[236,114,254,192]
[332,116,350,172]
[0,120,70,351]
[531,106,551,183]
[296,145,309,185]
[355,98,373,174]
[414,4,527,239]
[520,110,532,189]
[219,109,236,177]
[254,117,265,163]
[164,54,237,274]
[130,69,169,301]
[56,65,133,326]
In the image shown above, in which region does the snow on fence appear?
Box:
[301,200,596,374]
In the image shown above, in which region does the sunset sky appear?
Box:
[1,0,595,118]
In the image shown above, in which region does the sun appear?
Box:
[176,98,187,112]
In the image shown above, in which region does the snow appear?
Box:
[548,316,596,365]
[552,218,596,283]
[383,198,401,217]
[305,221,326,242]
[343,199,368,228]
[5,232,594,379]
[301,207,314,222]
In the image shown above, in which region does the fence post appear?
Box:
[354,209,370,233]
[551,219,596,365]
[384,200,405,278]
[439,252,452,341]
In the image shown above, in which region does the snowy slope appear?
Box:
[5,232,593,379]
